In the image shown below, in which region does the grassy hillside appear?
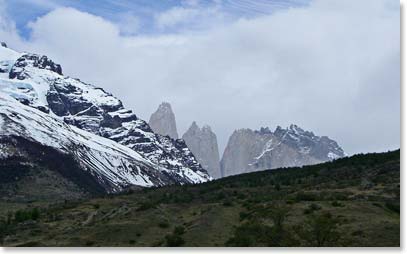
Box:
[0,150,400,247]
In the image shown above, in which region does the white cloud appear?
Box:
[25,8,122,67]
[116,12,141,35]
[155,7,200,29]
[0,0,400,155]
[154,3,226,31]
[0,0,26,49]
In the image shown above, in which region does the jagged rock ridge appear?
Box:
[221,125,345,177]
[182,122,221,179]
[0,44,210,193]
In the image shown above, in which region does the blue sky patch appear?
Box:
[5,0,309,38]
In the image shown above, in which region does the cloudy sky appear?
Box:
[0,0,400,155]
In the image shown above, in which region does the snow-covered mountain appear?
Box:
[221,125,345,177]
[0,43,210,193]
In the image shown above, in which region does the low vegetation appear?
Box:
[0,150,400,247]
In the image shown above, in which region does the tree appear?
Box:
[226,203,297,247]
[252,203,289,229]
[296,212,340,246]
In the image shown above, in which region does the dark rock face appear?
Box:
[0,95,209,193]
[1,42,7,48]
[221,125,345,177]
[9,54,62,80]
[2,50,210,187]
[44,79,205,177]
[48,82,99,116]
[0,60,8,73]
[100,113,126,129]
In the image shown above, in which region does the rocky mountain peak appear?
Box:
[0,45,210,192]
[158,101,172,111]
[189,121,199,131]
[221,125,345,177]
[201,124,212,132]
[235,128,254,135]
[9,53,63,80]
[183,122,221,179]
[148,102,179,139]
[256,127,272,135]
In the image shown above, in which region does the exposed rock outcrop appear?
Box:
[0,44,210,193]
[221,125,345,177]
[182,122,221,178]
[148,102,179,139]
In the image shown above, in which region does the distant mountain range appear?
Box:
[147,104,345,178]
[0,41,345,197]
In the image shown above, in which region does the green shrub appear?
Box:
[173,226,185,235]
[236,193,246,200]
[137,201,156,211]
[327,192,349,201]
[385,201,400,213]
[295,192,318,201]
[172,192,194,203]
[303,208,312,215]
[222,200,234,207]
[372,202,382,208]
[309,203,321,211]
[331,201,344,207]
[239,212,249,221]
[165,234,185,247]
[296,212,339,246]
[31,208,40,220]
[14,208,40,223]
[85,240,95,246]
[268,205,289,229]
[216,192,226,200]
[226,222,297,247]
[352,230,363,236]
[286,199,295,205]
[304,204,321,214]
[14,210,29,223]
[158,221,170,228]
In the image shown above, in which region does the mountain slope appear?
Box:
[0,150,399,247]
[0,43,210,192]
[0,94,206,193]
